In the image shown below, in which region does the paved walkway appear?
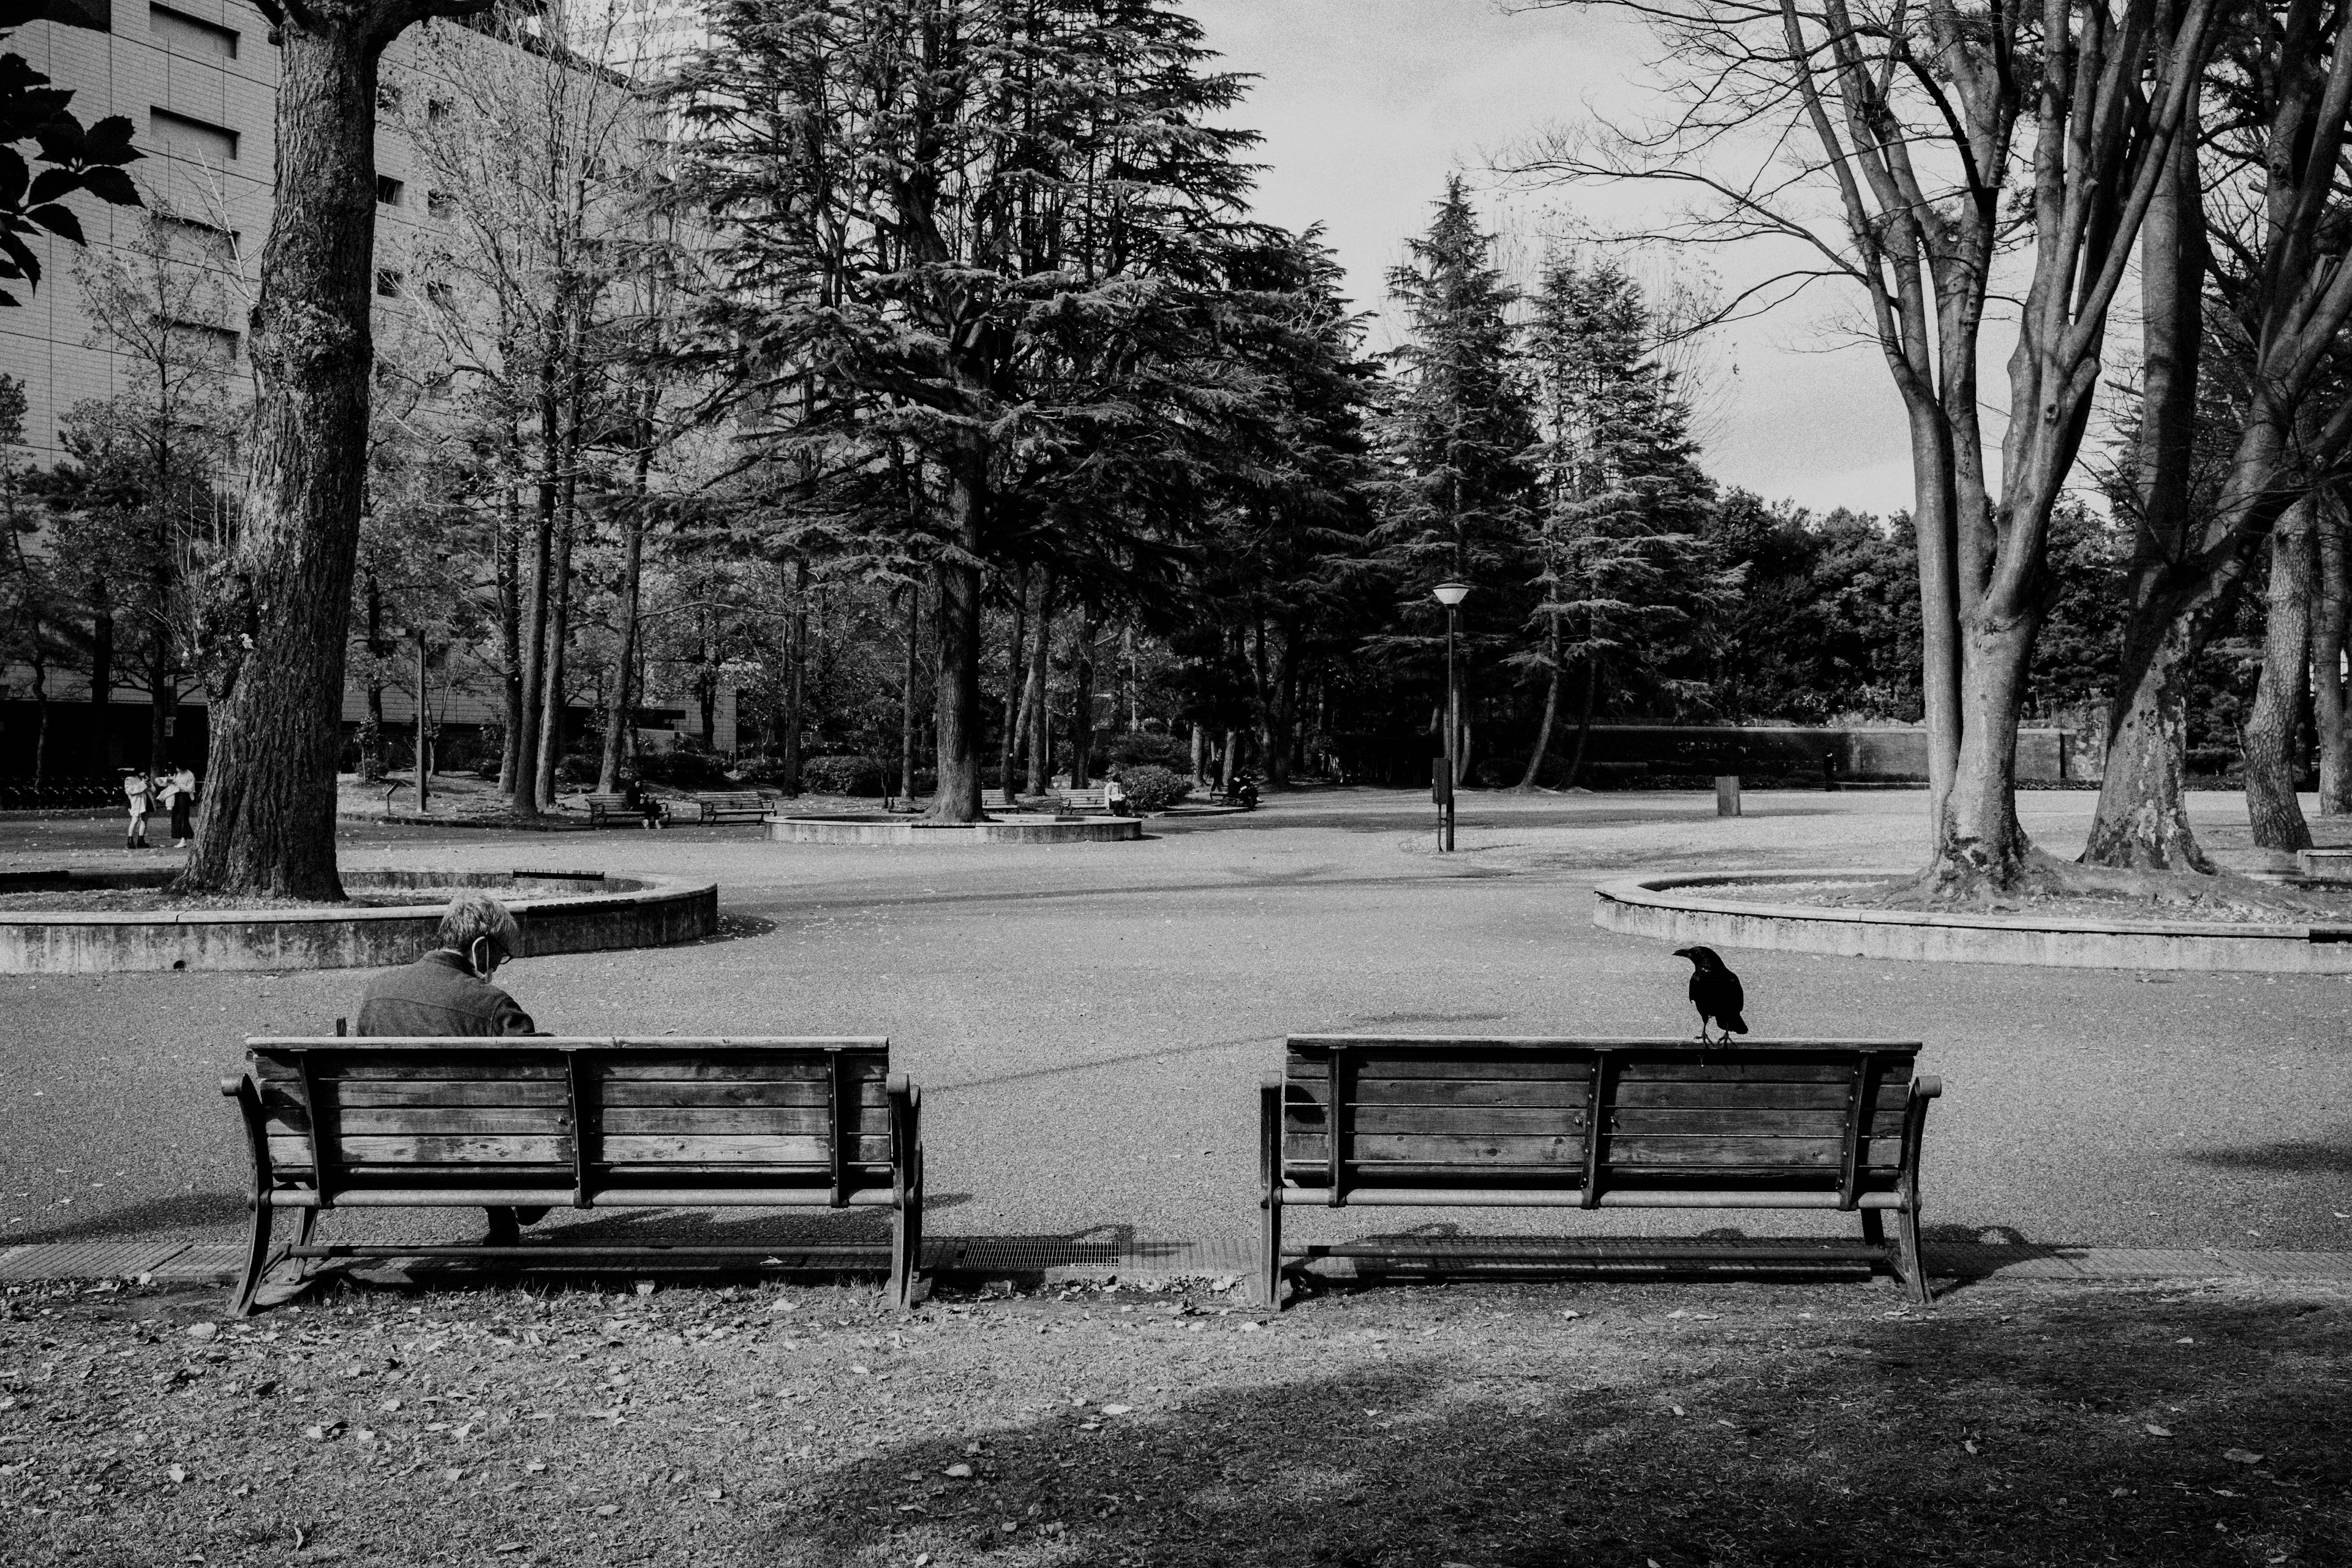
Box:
[7,787,2352,1272]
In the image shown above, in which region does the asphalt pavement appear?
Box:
[6,786,2350,1261]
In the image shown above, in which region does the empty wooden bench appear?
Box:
[1259,1035,1940,1306]
[690,790,772,823]
[222,1036,923,1314]
[1055,788,1110,813]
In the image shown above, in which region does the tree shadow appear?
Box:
[2177,1139,2352,1175]
[10,1190,251,1246]
[737,1295,2352,1567]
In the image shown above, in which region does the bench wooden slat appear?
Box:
[603,1133,894,1163]
[1610,1107,1908,1138]
[274,1134,571,1165]
[1335,1079,1591,1109]
[1349,1106,1589,1136]
[1611,1081,1907,1110]
[310,1082,573,1109]
[599,1107,891,1136]
[599,1080,888,1108]
[598,1057,887,1082]
[1606,1135,1852,1166]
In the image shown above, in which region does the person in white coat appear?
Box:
[121,769,153,849]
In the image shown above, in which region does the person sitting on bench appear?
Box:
[355,894,546,1240]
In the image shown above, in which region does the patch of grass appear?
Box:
[1,1275,2346,1566]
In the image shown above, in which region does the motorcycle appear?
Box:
[1229,775,1259,810]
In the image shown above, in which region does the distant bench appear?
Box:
[1055,788,1110,813]
[690,790,772,823]
[1259,1035,1940,1306]
[222,1036,923,1314]
[580,793,652,828]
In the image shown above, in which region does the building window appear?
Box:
[375,268,403,298]
[168,318,240,357]
[426,190,454,219]
[375,175,404,206]
[149,107,238,164]
[149,4,238,58]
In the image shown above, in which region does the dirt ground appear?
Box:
[3,1270,2346,1567]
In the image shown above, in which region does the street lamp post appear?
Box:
[1433,581,1470,852]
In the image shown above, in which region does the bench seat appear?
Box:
[1260,1035,1939,1306]
[224,1036,922,1314]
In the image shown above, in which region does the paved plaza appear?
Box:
[6,786,2352,1270]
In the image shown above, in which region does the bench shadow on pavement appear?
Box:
[2177,1137,2352,1174]
[741,1295,2351,1567]
[10,1190,251,1248]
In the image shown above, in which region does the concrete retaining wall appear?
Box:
[1594,870,2352,973]
[0,869,717,974]
[768,815,1142,845]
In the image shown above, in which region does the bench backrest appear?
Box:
[582,793,628,809]
[1278,1035,1924,1204]
[696,791,766,805]
[243,1036,895,1206]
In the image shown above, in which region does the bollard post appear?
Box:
[1715,774,1742,818]
[1433,757,1455,851]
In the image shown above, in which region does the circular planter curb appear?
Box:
[0,868,717,974]
[767,814,1144,845]
[1593,869,2352,973]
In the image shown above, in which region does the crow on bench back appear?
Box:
[1673,945,1747,1046]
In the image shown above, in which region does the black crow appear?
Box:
[1673,946,1747,1045]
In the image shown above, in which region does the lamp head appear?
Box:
[1432,581,1471,608]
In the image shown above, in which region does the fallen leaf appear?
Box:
[2144,1423,2173,1438]
[2223,1449,2264,1465]
[1963,1440,1979,1455]
[525,1461,546,1474]
[944,1464,974,1479]
[494,1546,524,1555]
[1099,1404,1133,1416]
[851,1365,870,1376]
[166,1465,185,1483]
[1670,1406,1686,1417]
[442,1468,464,1483]
[635,1281,656,1297]
[184,1323,217,1342]
[594,1504,620,1517]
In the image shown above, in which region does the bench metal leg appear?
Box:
[1258,1077,1286,1310]
[229,1200,281,1319]
[1894,1200,1930,1303]
[891,1194,923,1309]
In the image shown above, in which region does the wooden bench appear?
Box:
[690,790,772,823]
[580,792,651,827]
[1055,788,1110,813]
[222,1036,923,1315]
[1259,1035,1940,1307]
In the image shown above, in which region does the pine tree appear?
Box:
[1371,177,1537,780]
[1518,252,1721,788]
[677,0,1265,821]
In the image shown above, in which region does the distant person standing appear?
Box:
[121,769,152,849]
[161,766,197,848]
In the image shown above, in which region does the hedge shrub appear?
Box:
[1121,764,1189,813]
[804,754,884,796]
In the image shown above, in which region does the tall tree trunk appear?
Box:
[535,486,577,805]
[2316,496,2351,815]
[360,569,386,783]
[31,657,49,788]
[782,560,807,794]
[1518,617,1563,792]
[1189,722,1205,788]
[495,464,522,793]
[899,583,921,800]
[924,454,986,822]
[413,627,430,811]
[1932,608,2040,885]
[1069,612,1097,790]
[1256,616,1299,790]
[184,3,447,896]
[2245,497,2316,850]
[1562,657,1597,789]
[1000,564,1027,807]
[511,368,559,816]
[1024,569,1054,795]
[2084,121,2211,871]
[86,599,112,770]
[595,488,647,796]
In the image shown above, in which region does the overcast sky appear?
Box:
[1183,0,1921,518]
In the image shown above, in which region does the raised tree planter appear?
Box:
[1594,869,2352,973]
[0,868,715,974]
[767,813,1142,845]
